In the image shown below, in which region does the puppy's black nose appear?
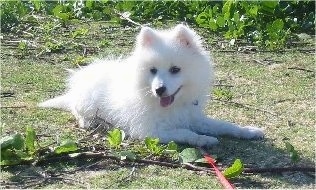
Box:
[155,86,166,97]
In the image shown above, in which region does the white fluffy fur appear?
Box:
[39,24,264,147]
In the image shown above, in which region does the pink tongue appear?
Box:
[160,96,174,107]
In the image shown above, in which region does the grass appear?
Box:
[1,17,315,189]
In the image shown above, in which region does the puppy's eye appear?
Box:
[169,66,181,74]
[150,67,157,74]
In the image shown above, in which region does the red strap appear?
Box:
[203,152,235,189]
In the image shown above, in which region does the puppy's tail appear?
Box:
[38,95,70,110]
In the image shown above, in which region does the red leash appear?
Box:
[199,148,235,189]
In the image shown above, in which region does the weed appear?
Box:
[44,41,65,53]
[213,87,233,101]
[18,41,28,57]
[72,28,89,38]
[106,128,125,149]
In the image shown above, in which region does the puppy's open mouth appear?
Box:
[160,86,182,107]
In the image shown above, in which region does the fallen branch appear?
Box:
[34,151,213,173]
[30,151,316,175]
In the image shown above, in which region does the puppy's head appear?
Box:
[133,24,213,108]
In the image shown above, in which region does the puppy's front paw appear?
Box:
[240,126,264,139]
[195,135,219,147]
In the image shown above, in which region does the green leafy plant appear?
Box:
[285,142,300,163]
[2,1,314,50]
[195,1,314,49]
[223,158,244,178]
[73,55,88,66]
[1,133,25,150]
[18,41,28,56]
[54,139,78,154]
[106,128,125,149]
[213,87,233,101]
[72,27,89,38]
[0,127,82,165]
[99,39,111,48]
[0,1,29,32]
[25,126,36,154]
[0,127,37,165]
[144,137,165,155]
[165,141,178,154]
[179,148,203,163]
[44,41,65,53]
[52,3,71,22]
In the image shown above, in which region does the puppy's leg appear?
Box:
[193,117,264,139]
[152,128,219,147]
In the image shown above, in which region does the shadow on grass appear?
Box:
[208,137,315,188]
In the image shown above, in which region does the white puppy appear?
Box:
[40,24,264,147]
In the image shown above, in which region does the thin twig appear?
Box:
[252,59,266,66]
[0,105,27,109]
[287,67,315,73]
[214,84,234,88]
[0,92,15,98]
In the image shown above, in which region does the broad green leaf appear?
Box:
[0,133,24,150]
[196,12,209,26]
[144,137,163,155]
[272,19,284,31]
[107,129,125,148]
[52,4,69,21]
[54,139,78,154]
[52,4,64,15]
[223,159,244,178]
[261,1,278,9]
[25,126,36,154]
[165,141,178,153]
[0,149,21,166]
[248,5,258,17]
[216,16,225,27]
[261,1,278,14]
[15,150,33,161]
[209,19,218,31]
[85,0,94,9]
[30,0,42,11]
[222,0,234,19]
[179,148,203,163]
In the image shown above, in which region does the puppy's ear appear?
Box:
[173,24,201,49]
[136,26,157,47]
